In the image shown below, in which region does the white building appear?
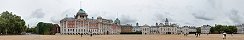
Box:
[201,25,211,34]
[150,26,159,34]
[158,18,178,34]
[181,26,189,34]
[236,24,244,34]
[141,18,178,35]
[141,24,150,35]
[132,23,141,32]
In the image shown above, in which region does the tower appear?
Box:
[75,1,88,19]
[114,18,120,25]
[75,9,88,19]
[165,18,169,25]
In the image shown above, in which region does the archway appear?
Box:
[166,32,171,34]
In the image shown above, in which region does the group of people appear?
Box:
[194,32,227,39]
[80,32,93,37]
[195,33,201,37]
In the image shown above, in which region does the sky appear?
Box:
[0,0,244,27]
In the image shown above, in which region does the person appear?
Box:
[195,33,198,37]
[90,32,93,37]
[231,33,233,36]
[223,32,227,39]
[81,34,83,37]
[198,33,201,36]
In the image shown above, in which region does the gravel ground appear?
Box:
[0,34,243,40]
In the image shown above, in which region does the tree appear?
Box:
[196,27,201,33]
[0,11,26,35]
[35,22,55,35]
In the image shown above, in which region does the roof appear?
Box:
[76,9,87,16]
[78,9,86,14]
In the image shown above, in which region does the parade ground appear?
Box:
[0,34,243,40]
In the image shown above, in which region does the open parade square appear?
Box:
[0,34,243,40]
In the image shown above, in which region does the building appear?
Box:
[132,23,141,32]
[51,24,60,35]
[141,18,179,35]
[158,18,178,34]
[141,24,150,35]
[236,24,244,34]
[188,26,197,33]
[181,26,189,34]
[150,26,159,34]
[59,9,120,35]
[201,25,211,34]
[176,26,197,34]
[120,24,133,33]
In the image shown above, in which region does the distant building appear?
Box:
[141,24,150,35]
[236,24,244,34]
[141,18,179,35]
[176,26,197,34]
[150,26,159,34]
[51,24,60,35]
[120,24,133,33]
[132,23,141,32]
[59,9,120,35]
[188,27,197,33]
[158,18,178,34]
[201,25,211,34]
[181,26,189,34]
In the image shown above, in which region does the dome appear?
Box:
[78,9,86,14]
[76,9,87,16]
[114,18,120,24]
[75,9,88,19]
[97,16,102,19]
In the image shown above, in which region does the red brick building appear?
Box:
[60,9,121,35]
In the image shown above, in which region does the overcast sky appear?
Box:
[0,0,244,27]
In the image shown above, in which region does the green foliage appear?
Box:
[26,27,36,33]
[196,27,201,33]
[0,11,26,35]
[210,25,237,34]
[35,22,55,35]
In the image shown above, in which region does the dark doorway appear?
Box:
[166,32,171,34]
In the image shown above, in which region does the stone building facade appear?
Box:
[236,24,244,34]
[201,25,211,34]
[59,9,121,35]
[141,18,179,35]
[120,24,133,33]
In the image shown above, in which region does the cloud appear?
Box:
[1,0,244,27]
[154,12,175,22]
[228,9,244,24]
[25,9,46,27]
[119,15,137,24]
[50,9,77,24]
[30,9,46,18]
[192,12,214,20]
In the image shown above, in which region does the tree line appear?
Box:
[210,25,237,34]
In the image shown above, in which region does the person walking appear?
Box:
[81,34,83,37]
[223,32,227,39]
[195,33,198,37]
[90,32,93,37]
